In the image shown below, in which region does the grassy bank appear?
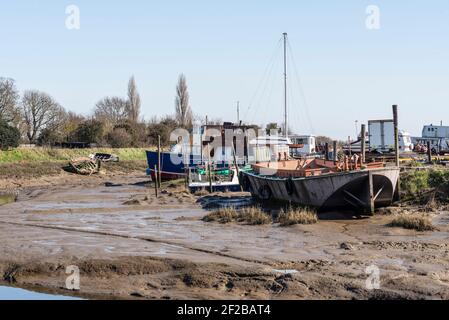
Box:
[0,160,148,180]
[400,168,449,202]
[0,147,148,164]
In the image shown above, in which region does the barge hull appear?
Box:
[241,167,399,211]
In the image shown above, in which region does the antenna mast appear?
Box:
[237,101,240,124]
[283,32,288,138]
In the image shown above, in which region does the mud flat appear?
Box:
[1,172,449,300]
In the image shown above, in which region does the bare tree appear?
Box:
[175,74,193,128]
[126,76,141,122]
[0,78,20,122]
[94,96,128,127]
[21,90,63,143]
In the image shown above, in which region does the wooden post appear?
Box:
[393,105,401,202]
[361,124,366,164]
[154,165,158,198]
[207,161,213,193]
[232,141,243,192]
[393,105,400,167]
[427,141,432,163]
[368,170,375,215]
[157,135,162,189]
[348,136,352,157]
[206,129,213,193]
[333,141,338,162]
[325,143,329,161]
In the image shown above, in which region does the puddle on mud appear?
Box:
[200,196,254,209]
[0,194,17,206]
[0,286,82,300]
[272,269,299,275]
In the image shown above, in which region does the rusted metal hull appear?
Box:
[240,167,400,211]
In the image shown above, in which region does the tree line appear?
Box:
[0,74,194,149]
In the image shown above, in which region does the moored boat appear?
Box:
[188,165,242,193]
[240,158,400,211]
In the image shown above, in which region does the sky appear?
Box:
[1,0,448,140]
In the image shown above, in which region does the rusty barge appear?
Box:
[240,158,400,212]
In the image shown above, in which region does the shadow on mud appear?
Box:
[197,194,254,210]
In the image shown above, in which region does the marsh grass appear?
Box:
[202,207,239,224]
[203,206,271,225]
[389,214,435,232]
[238,207,272,225]
[194,189,210,197]
[278,207,318,226]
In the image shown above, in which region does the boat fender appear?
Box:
[259,185,272,201]
[286,177,296,196]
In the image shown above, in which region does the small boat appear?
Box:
[146,150,195,180]
[90,153,119,162]
[240,158,399,211]
[69,157,100,175]
[188,165,242,193]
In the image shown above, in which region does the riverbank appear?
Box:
[1,172,449,300]
[0,147,148,164]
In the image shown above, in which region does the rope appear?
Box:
[243,37,283,122]
[287,40,315,134]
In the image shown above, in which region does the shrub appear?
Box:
[400,170,429,199]
[37,128,63,146]
[147,116,178,147]
[107,128,132,148]
[74,119,104,144]
[429,170,449,200]
[388,214,435,231]
[278,207,318,226]
[0,120,20,150]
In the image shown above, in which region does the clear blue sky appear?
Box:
[1,0,448,139]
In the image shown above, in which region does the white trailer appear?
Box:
[368,120,395,153]
[366,120,413,153]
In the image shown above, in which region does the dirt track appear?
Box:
[1,172,449,300]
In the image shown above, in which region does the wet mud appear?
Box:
[1,173,449,299]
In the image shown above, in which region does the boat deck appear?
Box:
[252,159,385,178]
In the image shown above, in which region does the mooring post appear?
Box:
[361,124,366,164]
[348,136,352,157]
[368,170,375,215]
[393,105,401,202]
[325,143,329,161]
[157,135,162,189]
[333,141,338,162]
[207,161,213,193]
[427,141,432,164]
[185,167,189,191]
[232,141,244,192]
[393,105,400,167]
[154,165,158,198]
